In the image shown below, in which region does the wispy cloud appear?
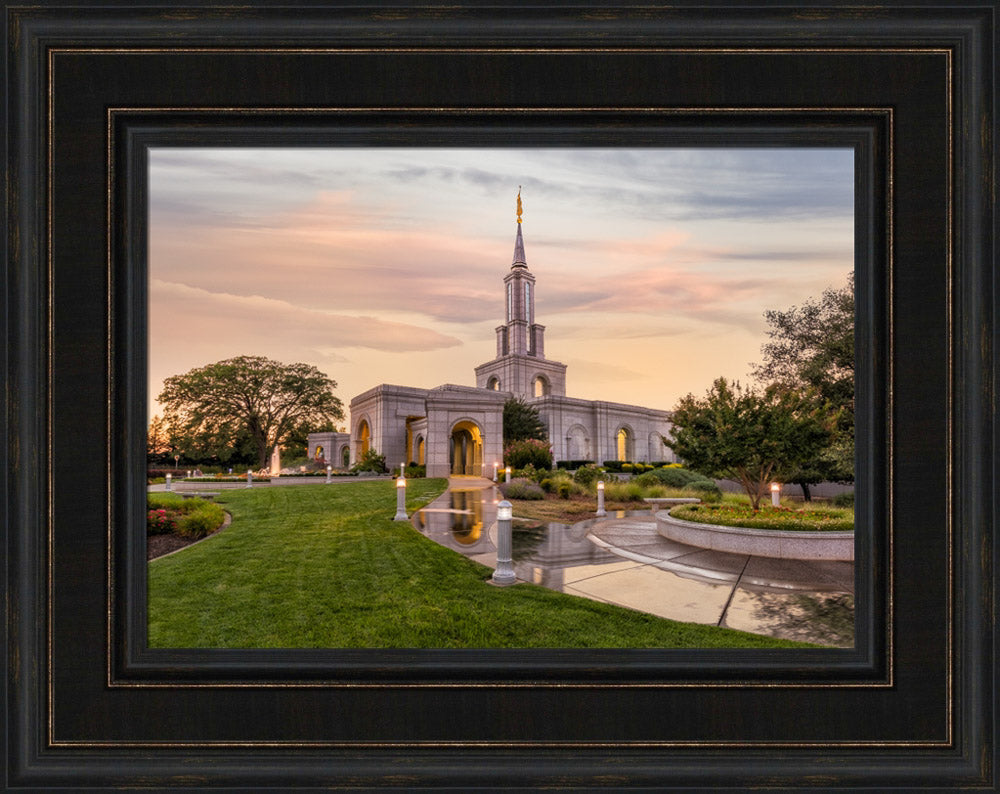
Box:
[150,279,463,352]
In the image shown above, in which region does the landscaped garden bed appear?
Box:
[670,502,853,532]
[657,504,854,561]
[147,493,228,559]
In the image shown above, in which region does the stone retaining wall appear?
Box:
[655,510,854,561]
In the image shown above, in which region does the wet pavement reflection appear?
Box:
[411,484,854,647]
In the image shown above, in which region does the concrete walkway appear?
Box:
[412,480,855,647]
[582,517,854,646]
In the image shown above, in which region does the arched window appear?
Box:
[314,445,324,460]
[616,427,633,462]
[487,376,500,391]
[533,375,549,397]
[341,446,350,467]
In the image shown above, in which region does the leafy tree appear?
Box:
[503,397,548,443]
[146,414,173,464]
[753,273,854,487]
[666,378,838,510]
[157,355,344,469]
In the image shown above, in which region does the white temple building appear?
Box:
[308,199,675,478]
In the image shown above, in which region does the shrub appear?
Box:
[556,481,574,499]
[633,471,665,488]
[540,478,556,494]
[504,438,553,470]
[177,502,226,539]
[684,480,723,502]
[572,464,603,487]
[602,481,648,502]
[352,448,387,474]
[642,466,709,488]
[555,460,595,470]
[512,463,547,482]
[602,460,624,472]
[404,463,426,478]
[147,507,179,535]
[832,491,855,508]
[499,478,545,500]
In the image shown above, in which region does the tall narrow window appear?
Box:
[525,281,532,324]
[507,282,513,322]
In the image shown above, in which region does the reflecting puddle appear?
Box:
[411,486,854,647]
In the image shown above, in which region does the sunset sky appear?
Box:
[148,147,854,427]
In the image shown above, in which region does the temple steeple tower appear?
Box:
[474,192,567,400]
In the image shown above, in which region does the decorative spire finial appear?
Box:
[516,187,522,224]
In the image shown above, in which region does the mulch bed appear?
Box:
[147,513,230,560]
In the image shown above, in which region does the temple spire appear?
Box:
[512,188,527,267]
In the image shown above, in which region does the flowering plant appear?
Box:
[147,507,179,535]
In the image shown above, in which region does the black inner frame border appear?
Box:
[107,108,891,688]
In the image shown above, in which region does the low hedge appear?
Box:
[499,478,545,500]
[184,475,272,483]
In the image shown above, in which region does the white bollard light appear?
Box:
[505,466,511,483]
[186,470,191,479]
[165,473,172,492]
[246,469,253,488]
[491,500,516,585]
[393,476,409,521]
[770,482,781,507]
[493,461,499,481]
[326,464,332,483]
[596,480,606,517]
[401,462,406,477]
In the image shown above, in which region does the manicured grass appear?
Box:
[671,502,854,532]
[148,479,816,649]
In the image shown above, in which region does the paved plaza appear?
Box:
[412,478,854,647]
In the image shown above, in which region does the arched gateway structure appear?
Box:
[314,196,675,477]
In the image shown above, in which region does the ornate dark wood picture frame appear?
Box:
[4,2,996,790]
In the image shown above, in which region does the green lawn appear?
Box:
[148,479,816,649]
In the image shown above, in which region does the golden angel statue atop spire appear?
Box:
[516,187,523,224]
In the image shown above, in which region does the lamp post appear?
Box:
[596,480,606,517]
[326,464,332,483]
[164,473,171,492]
[393,476,408,521]
[246,469,253,489]
[505,466,511,483]
[492,500,516,585]
[174,453,179,471]
[770,482,781,507]
[493,461,499,481]
[401,462,406,477]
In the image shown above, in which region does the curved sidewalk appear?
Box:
[583,516,854,647]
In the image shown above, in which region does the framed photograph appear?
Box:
[4,2,996,790]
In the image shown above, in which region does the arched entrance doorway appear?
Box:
[357,419,371,459]
[450,420,484,476]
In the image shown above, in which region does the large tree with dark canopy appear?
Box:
[157,355,344,469]
[666,377,838,510]
[752,273,855,492]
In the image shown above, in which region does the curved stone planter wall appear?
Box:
[656,510,854,561]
